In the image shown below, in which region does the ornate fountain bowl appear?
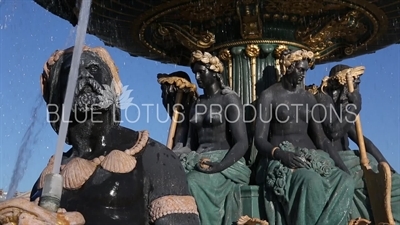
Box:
[0,197,85,225]
[34,0,399,66]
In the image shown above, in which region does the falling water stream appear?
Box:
[6,0,93,199]
[51,0,93,174]
[6,95,46,199]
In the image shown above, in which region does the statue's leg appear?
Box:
[340,150,400,223]
[390,172,400,224]
[285,168,354,225]
[186,170,240,225]
[365,152,400,224]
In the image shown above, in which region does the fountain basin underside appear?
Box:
[34,0,400,66]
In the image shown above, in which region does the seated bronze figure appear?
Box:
[29,46,200,225]
[173,51,251,225]
[254,48,355,225]
[157,71,197,149]
[311,64,400,224]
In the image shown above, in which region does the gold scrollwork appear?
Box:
[245,44,260,101]
[219,49,233,88]
[319,66,365,93]
[157,25,170,36]
[305,84,319,95]
[332,66,365,85]
[320,76,330,94]
[134,0,387,65]
[273,45,289,81]
[296,10,367,53]
[155,22,216,51]
[210,40,310,52]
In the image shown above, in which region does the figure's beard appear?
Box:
[72,78,116,113]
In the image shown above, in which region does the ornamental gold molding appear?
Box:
[154,22,216,52]
[245,44,260,101]
[209,40,310,52]
[134,0,388,64]
[318,66,365,93]
[296,10,367,53]
[273,44,289,81]
[218,49,233,88]
[305,84,319,95]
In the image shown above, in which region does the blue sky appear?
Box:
[0,0,399,192]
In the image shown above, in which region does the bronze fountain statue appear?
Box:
[1,46,399,225]
[1,0,400,223]
[173,50,252,225]
[253,48,356,225]
[1,46,201,225]
[158,49,399,225]
[308,65,400,224]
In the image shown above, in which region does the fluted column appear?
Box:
[217,44,304,105]
[245,44,260,103]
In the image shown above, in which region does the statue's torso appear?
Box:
[314,91,352,151]
[61,159,149,225]
[266,83,316,149]
[57,127,151,225]
[190,93,232,152]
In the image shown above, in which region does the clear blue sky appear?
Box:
[0,0,399,192]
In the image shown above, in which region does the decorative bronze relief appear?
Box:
[154,22,216,51]
[296,11,367,53]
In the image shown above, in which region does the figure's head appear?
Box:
[190,50,224,89]
[40,46,122,133]
[328,64,361,91]
[323,64,363,102]
[159,71,191,98]
[157,71,192,115]
[279,49,315,85]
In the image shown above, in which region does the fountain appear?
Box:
[6,95,45,200]
[0,1,91,224]
[1,0,400,225]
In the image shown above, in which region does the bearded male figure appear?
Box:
[29,46,200,225]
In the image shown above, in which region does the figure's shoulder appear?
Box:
[304,90,318,103]
[314,91,332,102]
[141,137,179,164]
[259,84,278,99]
[311,91,336,107]
[108,126,143,148]
[222,89,242,104]
[109,127,172,159]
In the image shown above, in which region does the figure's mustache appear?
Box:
[75,78,103,96]
[72,78,105,113]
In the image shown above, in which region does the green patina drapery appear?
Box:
[257,141,355,225]
[179,150,251,225]
[339,150,400,224]
[256,142,400,225]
